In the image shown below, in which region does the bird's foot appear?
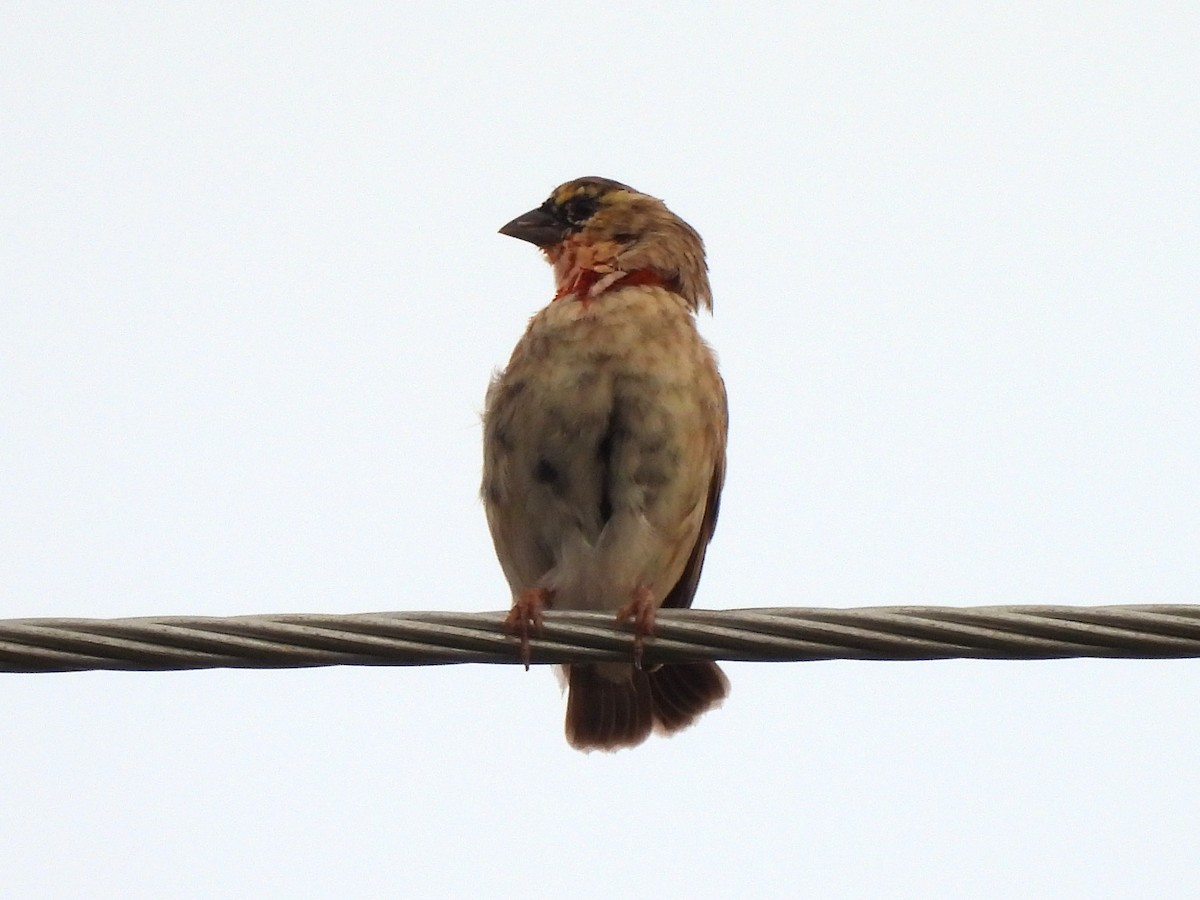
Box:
[616,585,657,669]
[505,587,552,670]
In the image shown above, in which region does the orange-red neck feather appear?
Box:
[552,268,667,302]
[545,237,668,304]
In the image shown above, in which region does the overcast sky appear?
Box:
[3,4,1198,897]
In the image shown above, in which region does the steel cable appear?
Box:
[3,605,1200,673]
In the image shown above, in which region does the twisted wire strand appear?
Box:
[3,605,1200,673]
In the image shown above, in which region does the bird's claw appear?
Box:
[505,588,550,670]
[616,585,657,670]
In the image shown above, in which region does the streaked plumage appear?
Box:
[483,177,729,751]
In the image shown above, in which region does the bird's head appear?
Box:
[499,177,711,312]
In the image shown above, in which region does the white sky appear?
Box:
[3,4,1198,897]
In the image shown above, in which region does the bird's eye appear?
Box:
[563,194,598,224]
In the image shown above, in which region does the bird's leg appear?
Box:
[616,584,657,670]
[505,587,553,670]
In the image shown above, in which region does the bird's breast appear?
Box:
[482,285,723,596]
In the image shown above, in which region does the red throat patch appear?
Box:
[553,268,667,303]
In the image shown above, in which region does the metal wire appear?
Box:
[3,605,1200,673]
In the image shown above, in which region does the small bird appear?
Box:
[482,177,729,751]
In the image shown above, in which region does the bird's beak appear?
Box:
[499,207,568,247]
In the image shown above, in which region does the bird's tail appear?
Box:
[564,661,729,751]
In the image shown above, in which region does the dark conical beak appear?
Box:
[499,207,569,247]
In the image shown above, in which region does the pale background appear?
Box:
[3,4,1198,897]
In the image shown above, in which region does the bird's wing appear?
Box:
[661,391,727,611]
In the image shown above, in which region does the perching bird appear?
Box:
[482,177,729,751]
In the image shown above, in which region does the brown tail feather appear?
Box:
[648,661,730,733]
[565,664,653,751]
[564,662,729,751]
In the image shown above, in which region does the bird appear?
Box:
[481,176,730,751]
